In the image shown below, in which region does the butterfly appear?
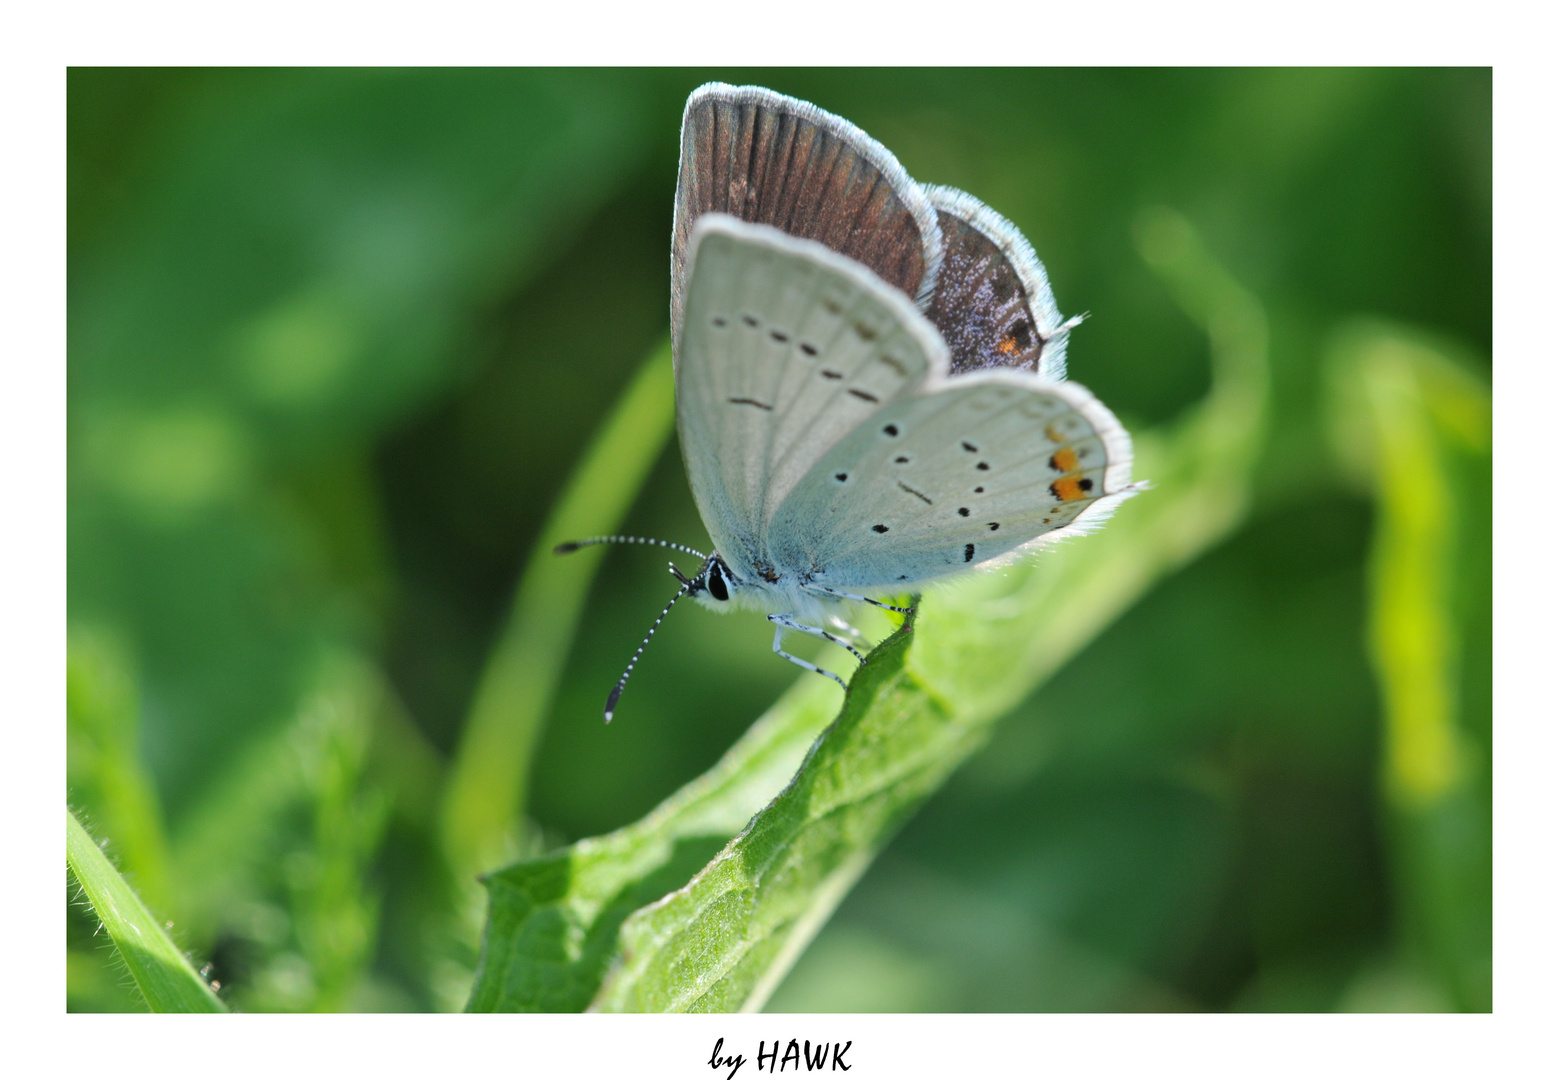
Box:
[560,84,1138,721]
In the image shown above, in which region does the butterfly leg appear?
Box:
[809,585,914,615]
[770,613,866,663]
[768,615,850,690]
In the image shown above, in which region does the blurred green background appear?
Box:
[66,68,1490,1012]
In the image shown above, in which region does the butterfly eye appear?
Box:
[706,560,730,602]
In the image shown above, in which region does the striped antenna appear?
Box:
[554,535,708,560]
[603,561,709,722]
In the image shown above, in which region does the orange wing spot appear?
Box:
[997,334,1019,356]
[1049,476,1091,502]
[1044,423,1064,442]
[1048,447,1079,473]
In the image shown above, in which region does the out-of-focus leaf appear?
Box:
[165,655,415,996]
[66,809,226,1013]
[1325,323,1492,1011]
[440,340,677,879]
[163,716,312,941]
[68,68,655,810]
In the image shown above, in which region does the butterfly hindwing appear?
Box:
[677,215,943,573]
[923,185,1074,381]
[767,371,1134,590]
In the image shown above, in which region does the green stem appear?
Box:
[66,808,226,1013]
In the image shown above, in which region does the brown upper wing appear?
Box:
[671,83,943,365]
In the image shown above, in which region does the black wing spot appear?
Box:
[712,316,728,327]
[834,472,848,482]
[973,486,985,493]
[872,524,889,534]
[894,455,909,464]
[897,574,908,581]
[961,441,978,453]
[883,424,899,437]
[1079,478,1095,491]
[848,388,880,403]
[1010,322,1034,348]
[741,313,759,327]
[770,329,790,343]
[958,507,970,517]
[800,342,819,356]
[988,522,1000,531]
[820,369,844,380]
[976,462,990,471]
[964,544,975,562]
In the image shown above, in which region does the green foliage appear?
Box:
[1325,324,1492,1009]
[593,622,932,1012]
[67,809,226,1012]
[67,69,1490,1012]
[468,676,840,1011]
[440,342,676,878]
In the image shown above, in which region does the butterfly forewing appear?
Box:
[677,215,943,573]
[672,83,944,359]
[767,371,1133,589]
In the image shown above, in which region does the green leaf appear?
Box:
[467,675,841,1011]
[471,209,1274,1012]
[440,341,677,877]
[593,618,956,1012]
[66,808,226,1013]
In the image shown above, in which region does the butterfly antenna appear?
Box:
[554,535,708,560]
[603,578,697,724]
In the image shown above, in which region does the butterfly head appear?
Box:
[679,553,741,610]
